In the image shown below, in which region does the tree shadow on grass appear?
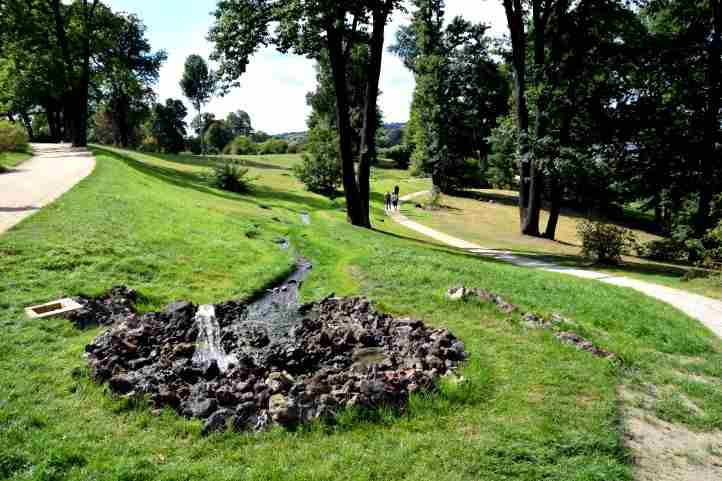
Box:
[456,189,663,236]
[95,147,336,215]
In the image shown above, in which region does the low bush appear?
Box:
[208,160,253,193]
[381,145,411,169]
[228,136,257,155]
[287,143,302,154]
[292,123,341,197]
[186,137,202,155]
[0,120,29,153]
[258,139,289,155]
[637,238,688,261]
[577,219,638,264]
[138,136,160,153]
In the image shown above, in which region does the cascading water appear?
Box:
[192,304,238,372]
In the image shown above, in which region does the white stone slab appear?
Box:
[25,298,83,319]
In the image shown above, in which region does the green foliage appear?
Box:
[381,145,412,169]
[637,239,688,262]
[486,115,518,189]
[179,55,216,112]
[258,139,289,155]
[286,143,302,154]
[0,120,29,153]
[226,110,253,137]
[228,135,257,155]
[148,99,187,154]
[292,122,342,197]
[204,121,234,154]
[187,136,202,155]
[208,160,252,193]
[577,220,638,265]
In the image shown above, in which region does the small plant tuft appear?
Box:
[208,160,253,193]
[577,219,638,265]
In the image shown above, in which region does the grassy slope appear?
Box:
[1,148,721,480]
[407,190,722,300]
[0,149,32,170]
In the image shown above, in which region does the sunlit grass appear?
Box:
[1,147,721,480]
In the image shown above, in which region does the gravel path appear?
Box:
[391,191,722,339]
[0,143,95,235]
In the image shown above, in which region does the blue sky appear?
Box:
[104,0,507,134]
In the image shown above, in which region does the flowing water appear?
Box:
[192,258,313,371]
[192,304,238,372]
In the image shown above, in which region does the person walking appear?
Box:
[391,192,399,211]
[384,192,392,211]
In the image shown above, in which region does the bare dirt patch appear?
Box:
[620,385,722,481]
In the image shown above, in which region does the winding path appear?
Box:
[391,191,722,339]
[0,143,95,235]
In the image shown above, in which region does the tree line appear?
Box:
[209,0,721,261]
[0,0,166,148]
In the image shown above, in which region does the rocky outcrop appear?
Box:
[85,293,467,435]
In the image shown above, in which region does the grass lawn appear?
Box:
[403,189,722,300]
[1,148,722,480]
[0,149,32,171]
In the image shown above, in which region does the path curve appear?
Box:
[391,191,722,339]
[0,143,96,235]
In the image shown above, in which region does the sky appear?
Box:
[104,0,508,135]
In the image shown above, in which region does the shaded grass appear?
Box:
[0,149,32,171]
[405,190,722,300]
[1,147,721,480]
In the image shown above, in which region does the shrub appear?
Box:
[258,138,289,155]
[186,137,202,155]
[486,114,518,189]
[292,123,341,197]
[204,122,234,154]
[0,120,29,153]
[228,136,257,155]
[381,145,411,169]
[208,160,253,193]
[637,238,688,261]
[577,219,638,264]
[139,136,160,153]
[287,143,302,154]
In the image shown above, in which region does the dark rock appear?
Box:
[202,408,232,436]
[85,286,467,434]
[109,374,135,394]
[203,361,220,380]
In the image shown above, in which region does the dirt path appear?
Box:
[0,143,95,235]
[391,191,722,339]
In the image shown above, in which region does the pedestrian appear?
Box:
[392,192,399,211]
[394,185,400,197]
[384,192,391,211]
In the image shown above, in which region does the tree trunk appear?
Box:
[357,4,388,228]
[694,0,721,237]
[327,21,365,227]
[503,0,537,235]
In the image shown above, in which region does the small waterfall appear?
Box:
[193,304,237,372]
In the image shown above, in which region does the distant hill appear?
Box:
[275,123,406,147]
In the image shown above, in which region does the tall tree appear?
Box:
[226,110,253,137]
[180,54,217,155]
[99,13,166,147]
[209,0,402,228]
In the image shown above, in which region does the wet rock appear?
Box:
[85,287,467,433]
